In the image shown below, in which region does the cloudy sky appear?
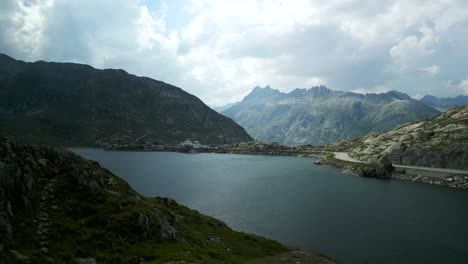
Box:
[1,0,468,106]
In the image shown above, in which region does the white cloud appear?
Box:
[459,79,468,94]
[389,26,438,69]
[418,65,441,76]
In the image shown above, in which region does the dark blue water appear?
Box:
[71,149,468,264]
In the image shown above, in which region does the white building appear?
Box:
[181,139,202,149]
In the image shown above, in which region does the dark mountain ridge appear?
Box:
[0,54,252,146]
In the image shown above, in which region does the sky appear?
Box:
[1,0,468,107]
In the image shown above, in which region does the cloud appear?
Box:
[1,0,468,106]
[389,26,439,71]
[418,65,441,76]
[459,79,468,94]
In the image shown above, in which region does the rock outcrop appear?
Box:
[343,106,468,170]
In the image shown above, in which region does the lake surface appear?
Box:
[72,149,468,264]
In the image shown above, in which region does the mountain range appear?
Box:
[0,54,252,146]
[420,94,468,112]
[221,85,441,146]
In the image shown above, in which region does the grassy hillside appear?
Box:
[0,134,335,263]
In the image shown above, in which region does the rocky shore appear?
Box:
[393,173,468,190]
[316,155,468,190]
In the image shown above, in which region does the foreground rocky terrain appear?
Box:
[0,134,336,263]
[221,85,439,145]
[0,54,252,146]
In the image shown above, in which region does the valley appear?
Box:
[1,54,468,264]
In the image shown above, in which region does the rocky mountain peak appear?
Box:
[222,86,440,146]
[386,90,413,101]
[244,85,283,102]
[307,85,331,97]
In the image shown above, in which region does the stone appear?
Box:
[175,214,184,222]
[6,223,13,237]
[7,201,13,216]
[37,159,48,166]
[138,212,151,239]
[208,235,223,244]
[40,247,48,253]
[75,257,97,264]
[9,250,30,261]
[107,178,117,186]
[162,198,176,206]
[105,189,121,196]
[160,224,177,240]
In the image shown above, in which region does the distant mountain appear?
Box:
[221,85,440,146]
[343,106,468,170]
[0,54,252,146]
[213,102,239,113]
[420,95,468,112]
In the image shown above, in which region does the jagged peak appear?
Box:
[421,94,438,101]
[249,85,280,95]
[386,90,413,101]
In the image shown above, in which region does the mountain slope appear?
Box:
[0,54,252,146]
[222,85,440,146]
[213,102,239,113]
[420,95,468,112]
[0,134,335,263]
[344,106,468,169]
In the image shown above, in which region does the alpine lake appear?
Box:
[71,149,468,264]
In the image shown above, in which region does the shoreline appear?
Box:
[75,144,468,191]
[318,154,468,190]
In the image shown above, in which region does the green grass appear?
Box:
[4,143,299,264]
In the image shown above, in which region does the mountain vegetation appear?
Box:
[0,54,252,147]
[0,133,336,263]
